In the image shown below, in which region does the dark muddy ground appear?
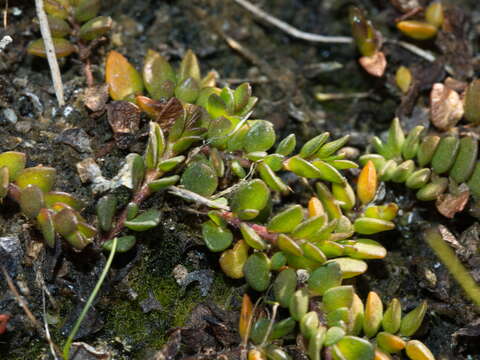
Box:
[1,0,480,359]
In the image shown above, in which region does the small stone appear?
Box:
[84,84,109,112]
[172,264,188,285]
[56,128,93,153]
[2,108,17,124]
[15,120,32,134]
[0,236,23,278]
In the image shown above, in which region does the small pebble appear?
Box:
[2,108,17,124]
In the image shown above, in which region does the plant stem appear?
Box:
[221,211,278,244]
[63,237,117,360]
[103,169,160,242]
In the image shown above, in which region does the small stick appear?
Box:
[233,0,353,44]
[169,186,231,211]
[35,0,65,107]
[1,267,62,356]
[315,91,371,101]
[233,0,445,71]
[3,0,7,28]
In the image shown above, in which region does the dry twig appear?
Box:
[233,0,443,67]
[1,266,62,356]
[35,0,65,106]
[169,186,231,211]
[233,0,353,44]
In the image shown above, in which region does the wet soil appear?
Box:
[1,0,480,359]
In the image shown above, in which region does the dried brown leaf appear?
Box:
[358,51,387,77]
[84,84,109,112]
[436,190,469,218]
[106,101,141,149]
[430,83,464,130]
[156,97,184,130]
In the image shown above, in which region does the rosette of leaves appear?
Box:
[362,117,480,217]
[0,151,94,250]
[27,0,112,62]
[105,48,258,118]
[240,264,434,360]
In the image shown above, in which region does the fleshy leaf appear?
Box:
[244,252,271,291]
[363,291,383,338]
[201,220,233,252]
[308,262,343,296]
[79,16,112,41]
[219,240,248,278]
[181,161,218,197]
[273,268,297,308]
[105,50,143,101]
[0,152,26,181]
[37,208,56,248]
[96,195,117,232]
[243,120,276,153]
[16,166,56,193]
[143,49,176,99]
[19,185,45,219]
[74,0,101,22]
[332,336,375,360]
[231,179,270,220]
[103,235,136,253]
[124,209,161,231]
[27,38,75,58]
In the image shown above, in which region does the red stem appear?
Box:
[102,169,162,242]
[220,211,278,245]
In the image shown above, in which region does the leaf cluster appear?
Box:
[241,264,433,360]
[364,118,480,206]
[0,151,94,250]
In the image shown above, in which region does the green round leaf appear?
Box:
[201,220,233,252]
[231,179,270,220]
[244,120,276,153]
[244,252,271,291]
[181,161,218,197]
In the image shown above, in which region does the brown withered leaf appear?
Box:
[84,84,109,112]
[358,51,387,77]
[106,101,141,149]
[156,97,184,130]
[430,83,464,130]
[436,189,470,218]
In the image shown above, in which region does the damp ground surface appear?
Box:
[1,0,480,359]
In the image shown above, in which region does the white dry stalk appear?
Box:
[234,0,444,68]
[169,186,231,211]
[35,0,65,107]
[0,35,12,51]
[233,0,353,44]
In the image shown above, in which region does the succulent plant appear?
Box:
[363,118,480,217]
[2,45,441,359]
[27,0,112,86]
[0,151,92,250]
[242,265,434,360]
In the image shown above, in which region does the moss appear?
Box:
[102,247,233,358]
